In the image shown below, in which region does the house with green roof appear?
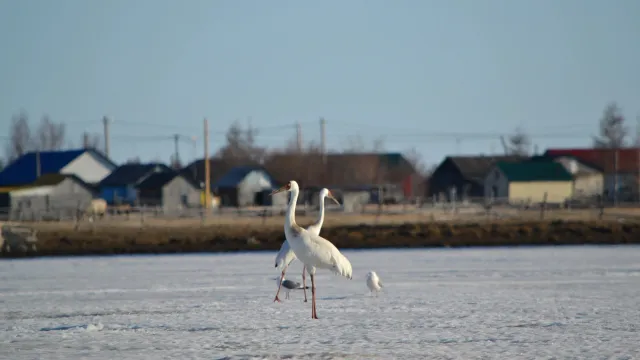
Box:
[484,160,575,204]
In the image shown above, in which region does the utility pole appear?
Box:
[35,150,41,178]
[83,132,89,149]
[296,121,303,152]
[204,118,211,211]
[320,117,326,164]
[173,134,180,168]
[102,116,110,158]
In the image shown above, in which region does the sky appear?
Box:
[1,0,639,168]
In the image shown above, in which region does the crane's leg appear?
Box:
[273,269,286,303]
[310,273,318,319]
[302,267,308,302]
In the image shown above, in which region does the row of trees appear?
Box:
[1,102,637,176]
[2,112,101,166]
[502,102,638,156]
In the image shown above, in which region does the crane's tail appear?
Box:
[332,252,353,280]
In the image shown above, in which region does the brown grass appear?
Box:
[2,213,640,258]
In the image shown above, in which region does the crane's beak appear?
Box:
[270,185,287,196]
[327,191,340,205]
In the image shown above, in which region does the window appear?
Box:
[494,170,500,180]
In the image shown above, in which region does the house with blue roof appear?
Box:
[0,149,117,187]
[213,166,286,207]
[98,162,173,205]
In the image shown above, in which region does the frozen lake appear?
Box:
[1,246,639,359]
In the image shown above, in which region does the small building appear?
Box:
[213,166,286,207]
[545,148,637,201]
[136,171,201,211]
[429,155,527,201]
[99,163,173,205]
[484,161,574,204]
[8,174,96,220]
[531,155,603,199]
[0,149,116,187]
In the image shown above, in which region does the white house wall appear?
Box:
[237,170,274,206]
[483,167,509,201]
[61,152,116,184]
[162,176,200,212]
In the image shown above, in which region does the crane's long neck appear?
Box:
[315,194,326,230]
[285,187,300,231]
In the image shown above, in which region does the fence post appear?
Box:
[597,194,604,220]
[540,192,548,220]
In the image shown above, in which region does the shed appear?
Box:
[484,161,574,204]
[429,155,527,202]
[99,163,173,205]
[137,171,201,211]
[9,174,96,220]
[0,149,116,187]
[213,166,286,207]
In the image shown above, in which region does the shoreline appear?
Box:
[2,219,639,259]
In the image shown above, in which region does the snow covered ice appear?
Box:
[1,246,639,359]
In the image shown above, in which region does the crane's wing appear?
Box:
[307,233,353,280]
[378,279,383,288]
[275,240,296,270]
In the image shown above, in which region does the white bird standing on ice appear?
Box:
[270,180,353,319]
[273,188,340,303]
[366,271,383,296]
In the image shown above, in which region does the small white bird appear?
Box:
[366,271,383,296]
[277,277,310,300]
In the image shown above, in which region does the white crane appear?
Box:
[270,180,352,319]
[365,271,383,296]
[273,188,340,303]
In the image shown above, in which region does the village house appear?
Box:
[545,148,640,201]
[428,155,527,202]
[484,160,574,204]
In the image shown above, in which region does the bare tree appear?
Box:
[593,102,628,148]
[0,158,4,171]
[342,135,385,153]
[403,148,429,176]
[35,115,66,151]
[81,132,101,149]
[216,120,265,166]
[507,127,531,156]
[5,111,33,161]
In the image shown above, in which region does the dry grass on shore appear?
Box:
[14,206,640,232]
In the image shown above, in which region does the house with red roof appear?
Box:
[544,148,640,201]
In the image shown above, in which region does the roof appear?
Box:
[446,155,527,183]
[100,163,173,187]
[0,149,114,187]
[213,166,277,188]
[180,158,236,187]
[137,171,178,189]
[262,152,417,187]
[545,148,640,173]
[495,161,574,182]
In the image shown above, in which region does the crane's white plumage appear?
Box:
[366,271,383,295]
[275,239,296,271]
[271,181,352,319]
[273,188,340,303]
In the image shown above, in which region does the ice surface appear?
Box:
[1,246,639,359]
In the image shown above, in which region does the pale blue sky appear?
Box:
[1,0,639,167]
